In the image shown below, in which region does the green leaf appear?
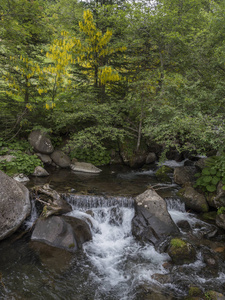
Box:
[211,176,220,185]
[203,176,212,183]
[206,185,216,192]
[202,168,211,175]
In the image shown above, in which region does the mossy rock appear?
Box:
[205,291,225,300]
[202,211,217,221]
[155,166,173,183]
[168,238,196,265]
[188,286,203,298]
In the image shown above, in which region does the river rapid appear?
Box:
[0,162,225,299]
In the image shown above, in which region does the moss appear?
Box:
[68,243,75,249]
[168,238,196,265]
[170,238,187,248]
[188,286,203,297]
[201,203,209,213]
[155,165,173,182]
[176,188,185,197]
[202,211,217,221]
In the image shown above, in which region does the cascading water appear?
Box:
[66,195,172,300]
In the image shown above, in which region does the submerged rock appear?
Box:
[31,215,92,252]
[0,170,31,240]
[132,189,179,245]
[70,162,102,173]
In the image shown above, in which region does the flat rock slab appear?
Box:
[0,170,31,240]
[70,162,102,174]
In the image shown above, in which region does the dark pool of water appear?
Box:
[27,164,176,197]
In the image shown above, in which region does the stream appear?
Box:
[0,162,225,299]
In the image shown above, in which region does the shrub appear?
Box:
[195,155,225,193]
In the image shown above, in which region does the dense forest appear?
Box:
[1,0,225,167]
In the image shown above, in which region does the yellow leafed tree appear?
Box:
[48,9,126,101]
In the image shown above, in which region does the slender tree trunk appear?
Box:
[136,97,144,152]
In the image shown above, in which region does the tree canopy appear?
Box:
[1,0,225,159]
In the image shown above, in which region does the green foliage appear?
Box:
[0,138,42,175]
[1,0,225,163]
[0,151,43,176]
[0,138,32,155]
[217,207,225,215]
[70,147,111,166]
[195,155,225,193]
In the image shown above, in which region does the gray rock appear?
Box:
[0,154,16,162]
[174,166,197,185]
[50,150,71,168]
[213,181,225,208]
[36,153,52,164]
[28,130,54,154]
[32,166,49,177]
[70,162,102,173]
[13,173,30,183]
[31,215,92,252]
[129,153,147,169]
[132,189,179,245]
[178,185,209,213]
[0,170,31,240]
[195,158,207,170]
[216,214,225,230]
[146,152,157,164]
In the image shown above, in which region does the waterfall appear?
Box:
[66,194,171,300]
[63,194,134,209]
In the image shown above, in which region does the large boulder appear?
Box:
[129,153,147,169]
[174,166,197,186]
[70,162,102,173]
[132,189,179,245]
[0,170,31,240]
[28,130,54,154]
[178,185,209,213]
[50,150,71,168]
[31,215,92,252]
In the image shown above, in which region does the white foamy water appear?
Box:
[24,198,38,229]
[67,203,170,299]
[160,159,188,168]
[166,198,218,236]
